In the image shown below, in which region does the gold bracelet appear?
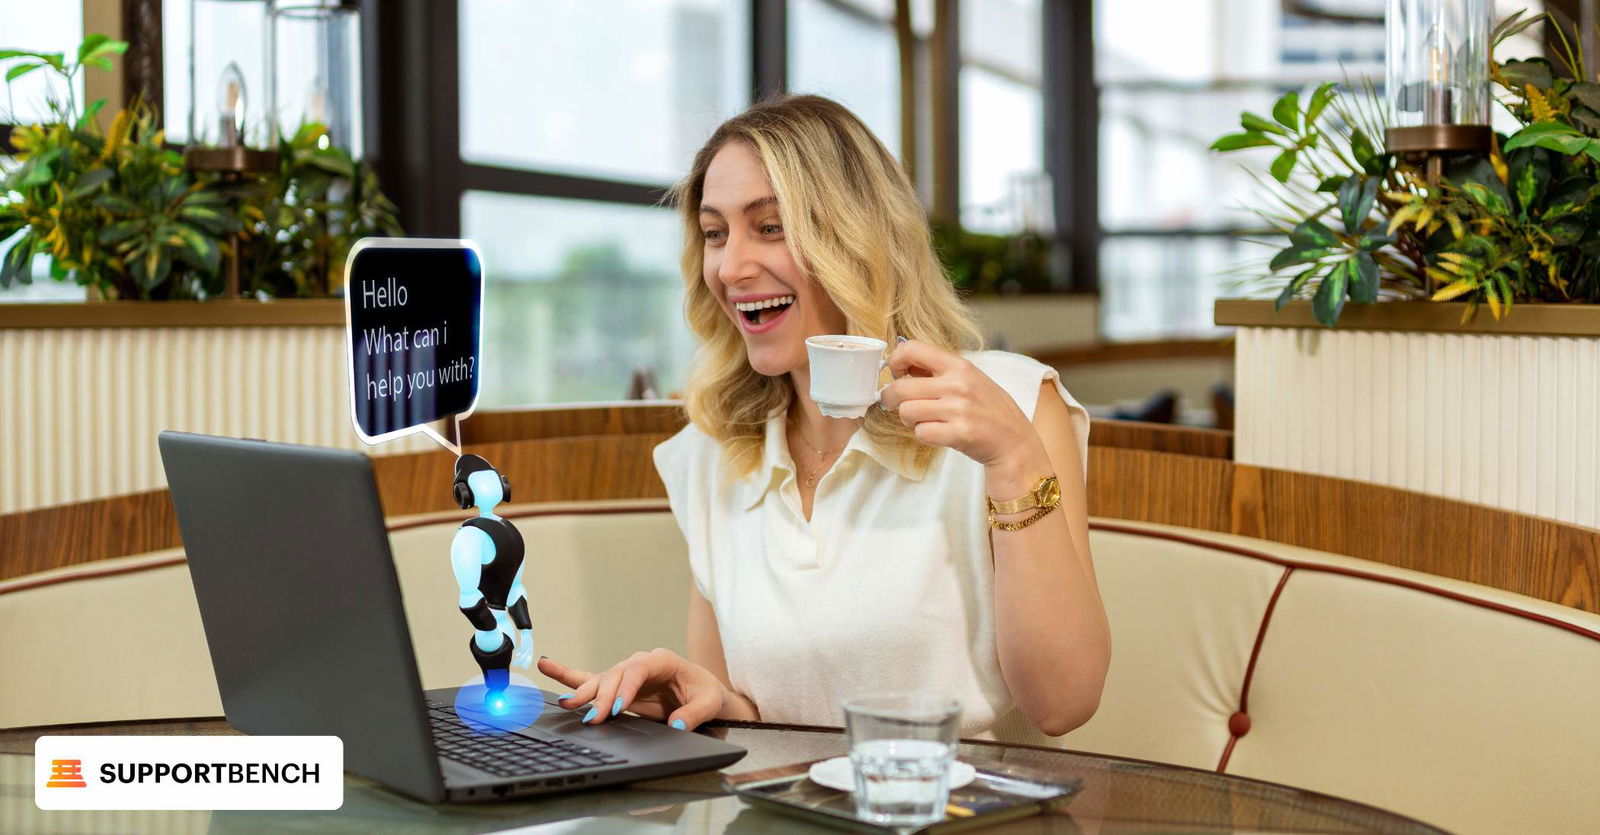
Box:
[988,502,1059,532]
[986,475,1062,532]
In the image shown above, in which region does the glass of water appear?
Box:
[843,692,962,827]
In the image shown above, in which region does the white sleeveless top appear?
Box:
[652,351,1090,736]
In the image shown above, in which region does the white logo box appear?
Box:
[35,735,343,810]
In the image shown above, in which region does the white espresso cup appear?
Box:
[806,335,889,419]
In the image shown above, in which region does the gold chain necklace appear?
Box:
[790,419,840,489]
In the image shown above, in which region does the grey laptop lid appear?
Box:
[159,431,446,803]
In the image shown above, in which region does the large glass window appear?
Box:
[457,0,752,406]
[960,0,1043,234]
[1100,234,1250,341]
[460,0,748,185]
[1095,0,1381,340]
[788,0,901,153]
[0,1,84,125]
[462,191,695,405]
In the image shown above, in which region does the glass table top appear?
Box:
[0,718,1445,834]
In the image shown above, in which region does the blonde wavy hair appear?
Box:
[669,94,982,477]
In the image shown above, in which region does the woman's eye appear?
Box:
[760,224,783,236]
[703,229,726,243]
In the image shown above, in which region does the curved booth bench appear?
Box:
[3,500,1597,834]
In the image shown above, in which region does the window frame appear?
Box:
[1,0,1099,295]
[362,0,749,234]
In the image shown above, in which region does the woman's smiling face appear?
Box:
[699,140,847,377]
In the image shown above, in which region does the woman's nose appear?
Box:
[717,234,760,288]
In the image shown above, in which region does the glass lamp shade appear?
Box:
[271,1,364,157]
[1386,0,1490,128]
[188,0,273,147]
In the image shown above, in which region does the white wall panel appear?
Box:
[1234,327,1600,530]
[0,326,434,514]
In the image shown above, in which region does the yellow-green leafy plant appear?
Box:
[1,33,400,299]
[1212,11,1598,325]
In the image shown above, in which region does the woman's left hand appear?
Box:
[881,340,1043,469]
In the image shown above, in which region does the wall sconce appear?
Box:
[1384,0,1492,175]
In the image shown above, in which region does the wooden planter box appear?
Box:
[1216,299,1600,530]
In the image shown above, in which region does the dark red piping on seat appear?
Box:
[1217,566,1293,772]
[1089,521,1600,644]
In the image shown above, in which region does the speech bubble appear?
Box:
[343,238,484,454]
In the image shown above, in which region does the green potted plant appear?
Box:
[235,121,402,298]
[1210,11,1598,326]
[1,34,399,300]
[0,37,240,299]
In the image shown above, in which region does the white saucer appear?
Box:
[807,756,977,793]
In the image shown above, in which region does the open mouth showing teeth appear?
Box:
[734,295,795,326]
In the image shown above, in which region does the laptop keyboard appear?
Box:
[428,707,628,778]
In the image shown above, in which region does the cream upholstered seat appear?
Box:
[1225,557,1600,835]
[0,549,221,728]
[0,500,686,729]
[1065,520,1600,835]
[4,502,1599,834]
[989,526,1283,768]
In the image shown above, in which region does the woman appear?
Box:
[538,95,1109,739]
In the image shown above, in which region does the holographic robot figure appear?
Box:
[450,455,532,703]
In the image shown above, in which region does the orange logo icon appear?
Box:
[46,759,87,788]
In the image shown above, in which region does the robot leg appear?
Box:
[470,632,514,694]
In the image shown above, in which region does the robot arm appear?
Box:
[451,526,495,629]
[507,561,534,668]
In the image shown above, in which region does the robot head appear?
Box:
[453,454,511,510]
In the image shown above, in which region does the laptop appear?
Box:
[158,431,746,803]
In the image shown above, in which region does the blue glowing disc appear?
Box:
[453,672,544,734]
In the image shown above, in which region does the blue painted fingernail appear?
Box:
[670,719,687,730]
[558,693,575,701]
[583,707,598,723]
[611,697,623,716]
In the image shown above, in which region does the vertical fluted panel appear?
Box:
[1235,326,1600,530]
[0,326,436,514]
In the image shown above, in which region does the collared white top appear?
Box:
[653,350,1090,735]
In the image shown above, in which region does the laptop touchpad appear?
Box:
[546,715,650,739]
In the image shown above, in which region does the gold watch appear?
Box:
[987,475,1062,532]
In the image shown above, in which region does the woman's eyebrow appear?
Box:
[699,196,779,217]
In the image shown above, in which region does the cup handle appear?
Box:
[875,337,904,407]
[887,336,907,378]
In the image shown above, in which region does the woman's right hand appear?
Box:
[536,649,728,731]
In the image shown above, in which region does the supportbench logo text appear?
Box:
[35,736,342,810]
